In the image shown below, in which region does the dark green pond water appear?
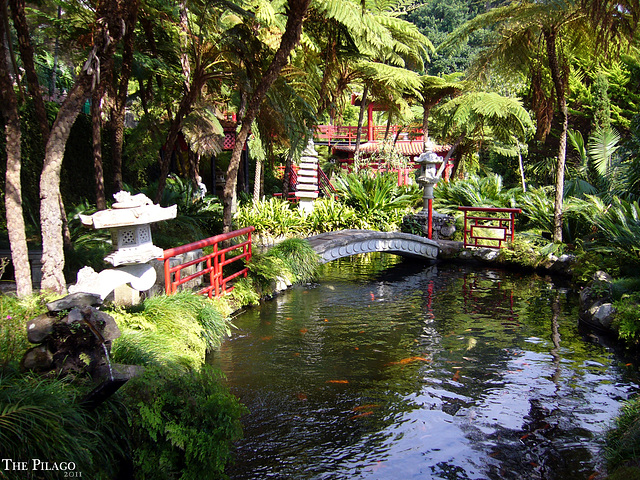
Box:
[212,254,638,479]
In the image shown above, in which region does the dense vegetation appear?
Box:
[2,0,640,477]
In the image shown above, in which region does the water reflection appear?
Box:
[212,254,638,479]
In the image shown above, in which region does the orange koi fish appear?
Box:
[352,404,380,412]
[326,379,349,384]
[386,356,430,366]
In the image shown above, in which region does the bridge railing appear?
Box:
[159,226,255,298]
[458,207,522,249]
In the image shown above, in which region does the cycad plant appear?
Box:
[569,195,640,273]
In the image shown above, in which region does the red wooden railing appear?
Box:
[314,125,425,145]
[458,207,522,249]
[159,226,255,298]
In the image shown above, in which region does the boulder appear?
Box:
[46,292,102,312]
[21,345,54,372]
[26,313,56,343]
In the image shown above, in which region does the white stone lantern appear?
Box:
[79,192,177,267]
[69,192,177,302]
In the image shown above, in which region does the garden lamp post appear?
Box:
[416,148,442,239]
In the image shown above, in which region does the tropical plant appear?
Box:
[124,364,247,480]
[305,197,365,233]
[568,195,640,274]
[234,198,305,238]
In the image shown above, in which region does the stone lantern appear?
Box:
[416,148,442,239]
[416,148,441,211]
[69,192,177,302]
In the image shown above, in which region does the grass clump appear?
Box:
[0,370,128,479]
[109,292,232,369]
[606,396,640,477]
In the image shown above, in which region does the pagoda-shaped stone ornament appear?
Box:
[69,192,177,301]
[295,139,319,214]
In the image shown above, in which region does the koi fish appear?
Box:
[386,356,430,366]
[300,328,308,334]
[352,404,380,412]
[260,336,273,341]
[350,411,373,420]
[452,370,461,382]
[326,379,349,384]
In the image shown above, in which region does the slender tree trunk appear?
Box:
[154,69,204,204]
[40,0,125,293]
[222,0,312,232]
[354,85,368,156]
[545,28,568,243]
[0,8,32,297]
[253,157,262,203]
[92,85,106,209]
[111,0,139,192]
[8,0,49,142]
[282,150,294,198]
[518,149,527,192]
[2,1,24,101]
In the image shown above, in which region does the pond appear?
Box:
[211,254,638,480]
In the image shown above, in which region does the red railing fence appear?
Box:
[458,207,521,249]
[159,226,255,298]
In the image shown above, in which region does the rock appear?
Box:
[21,345,54,372]
[26,313,56,343]
[93,309,121,342]
[589,303,616,329]
[46,292,102,312]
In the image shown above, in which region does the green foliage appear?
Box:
[109,293,232,369]
[305,198,365,232]
[568,196,640,274]
[606,395,640,472]
[268,238,320,283]
[496,236,545,269]
[0,371,127,479]
[0,295,48,370]
[228,277,261,306]
[247,254,293,289]
[124,365,247,480]
[612,293,640,343]
[332,170,420,230]
[234,198,305,238]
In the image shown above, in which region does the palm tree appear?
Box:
[442,1,593,242]
[433,91,535,178]
[443,0,639,242]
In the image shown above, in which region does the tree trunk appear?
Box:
[354,85,368,156]
[40,0,125,293]
[8,0,49,142]
[111,0,139,192]
[92,85,106,209]
[545,28,568,243]
[253,157,262,203]
[0,8,32,297]
[518,148,527,192]
[222,0,312,232]
[154,69,204,204]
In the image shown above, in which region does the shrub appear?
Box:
[304,198,364,234]
[612,292,640,343]
[234,197,305,238]
[124,365,247,480]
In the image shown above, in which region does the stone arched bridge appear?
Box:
[306,229,439,264]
